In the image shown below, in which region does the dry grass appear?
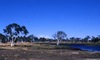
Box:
[0,42,100,60]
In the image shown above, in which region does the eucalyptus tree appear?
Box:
[53,31,67,45]
[20,26,29,42]
[21,26,29,36]
[69,37,75,43]
[3,23,29,47]
[39,37,47,42]
[0,33,7,43]
[83,36,91,42]
[91,36,100,43]
[26,34,35,42]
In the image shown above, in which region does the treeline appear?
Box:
[0,23,100,44]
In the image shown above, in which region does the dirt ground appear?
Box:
[0,48,100,60]
[0,43,100,60]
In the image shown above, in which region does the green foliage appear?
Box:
[3,23,29,44]
[53,31,67,40]
[0,33,7,43]
[1,23,100,44]
[53,31,67,45]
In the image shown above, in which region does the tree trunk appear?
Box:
[57,39,60,45]
[11,37,15,47]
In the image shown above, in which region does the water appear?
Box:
[67,44,100,52]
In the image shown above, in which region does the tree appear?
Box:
[53,31,67,45]
[3,23,29,47]
[91,36,100,43]
[33,36,38,42]
[69,37,75,43]
[26,34,35,42]
[21,26,29,36]
[97,35,100,39]
[39,37,47,42]
[75,38,81,43]
[83,36,91,42]
[0,33,7,43]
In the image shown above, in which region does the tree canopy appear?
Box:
[3,23,29,46]
[53,31,67,45]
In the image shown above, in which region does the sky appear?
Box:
[0,0,100,38]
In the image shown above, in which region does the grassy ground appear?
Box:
[0,42,100,60]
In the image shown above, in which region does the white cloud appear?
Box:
[38,35,51,38]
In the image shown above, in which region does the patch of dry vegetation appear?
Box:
[0,42,100,60]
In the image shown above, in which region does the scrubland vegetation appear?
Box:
[0,23,100,60]
[0,42,100,60]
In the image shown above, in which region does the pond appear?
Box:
[65,44,100,52]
